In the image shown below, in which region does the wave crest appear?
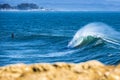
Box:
[68,22,120,48]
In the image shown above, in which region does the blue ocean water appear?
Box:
[0,11,120,66]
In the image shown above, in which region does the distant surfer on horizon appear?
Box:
[11,33,14,39]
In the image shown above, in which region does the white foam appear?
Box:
[68,22,120,48]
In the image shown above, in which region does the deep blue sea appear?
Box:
[0,11,120,66]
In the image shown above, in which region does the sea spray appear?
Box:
[68,22,120,48]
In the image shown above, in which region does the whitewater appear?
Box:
[68,22,120,48]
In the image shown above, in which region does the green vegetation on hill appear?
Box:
[0,3,45,10]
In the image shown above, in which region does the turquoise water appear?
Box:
[0,11,120,66]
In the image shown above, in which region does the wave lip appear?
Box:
[68,22,120,48]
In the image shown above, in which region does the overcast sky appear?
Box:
[0,0,120,11]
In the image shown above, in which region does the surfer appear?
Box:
[11,33,14,39]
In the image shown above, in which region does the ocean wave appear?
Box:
[68,22,120,48]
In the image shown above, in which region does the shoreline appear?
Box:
[0,60,120,80]
[1,10,120,12]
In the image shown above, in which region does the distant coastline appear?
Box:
[0,3,54,11]
[1,3,120,12]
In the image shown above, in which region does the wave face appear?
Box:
[68,22,120,48]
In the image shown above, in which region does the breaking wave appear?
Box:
[68,22,120,48]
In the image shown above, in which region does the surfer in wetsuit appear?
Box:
[11,33,14,39]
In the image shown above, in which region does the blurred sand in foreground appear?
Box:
[0,60,120,80]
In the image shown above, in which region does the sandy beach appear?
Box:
[0,60,120,80]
